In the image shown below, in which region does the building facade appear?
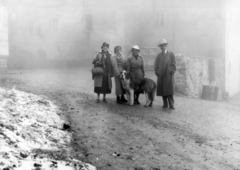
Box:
[0,0,8,72]
[4,0,240,97]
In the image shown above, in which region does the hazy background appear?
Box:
[3,0,226,67]
[1,0,240,96]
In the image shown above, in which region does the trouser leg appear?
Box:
[167,95,174,108]
[134,92,140,105]
[162,96,168,107]
[116,95,122,104]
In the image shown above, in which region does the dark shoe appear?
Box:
[136,100,140,105]
[170,106,175,109]
[162,105,168,108]
[103,99,107,103]
[95,99,100,103]
[134,100,140,105]
[121,95,128,103]
[148,102,153,107]
[116,96,122,104]
[134,100,137,105]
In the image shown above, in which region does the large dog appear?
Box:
[120,70,156,107]
[119,70,134,105]
[139,78,156,107]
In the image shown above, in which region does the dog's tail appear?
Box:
[148,82,157,101]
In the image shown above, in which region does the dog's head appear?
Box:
[120,70,130,80]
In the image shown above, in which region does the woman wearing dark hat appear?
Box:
[92,42,113,103]
[111,46,128,104]
[126,45,145,105]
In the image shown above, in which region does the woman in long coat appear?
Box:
[92,42,113,103]
[126,45,145,105]
[154,39,176,109]
[111,46,128,104]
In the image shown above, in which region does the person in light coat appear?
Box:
[111,46,128,104]
[126,45,145,105]
[154,39,176,109]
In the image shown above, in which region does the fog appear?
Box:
[1,0,228,68]
[1,0,240,96]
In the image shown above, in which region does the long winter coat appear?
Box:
[154,50,176,96]
[92,51,113,90]
[111,53,127,95]
[126,54,145,90]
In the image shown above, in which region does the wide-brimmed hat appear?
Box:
[132,45,140,51]
[158,39,168,46]
[114,46,122,52]
[101,42,109,48]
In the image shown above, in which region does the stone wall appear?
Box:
[175,55,225,100]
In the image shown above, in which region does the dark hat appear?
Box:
[101,42,109,48]
[114,46,121,52]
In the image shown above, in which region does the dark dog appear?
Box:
[120,70,156,107]
[139,78,156,107]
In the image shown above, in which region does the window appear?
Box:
[28,20,33,33]
[85,14,92,32]
[156,12,160,26]
[156,12,164,27]
[161,12,164,26]
[149,48,157,54]
[140,48,148,54]
[52,18,58,32]
[83,0,88,8]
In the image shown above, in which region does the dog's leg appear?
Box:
[144,92,149,107]
[149,84,156,107]
[126,92,130,105]
[129,90,134,105]
[147,91,155,107]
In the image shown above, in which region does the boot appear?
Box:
[116,96,122,104]
[134,94,137,105]
[134,93,140,105]
[121,95,128,103]
[136,94,140,105]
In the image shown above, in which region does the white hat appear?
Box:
[132,45,140,51]
[158,39,168,46]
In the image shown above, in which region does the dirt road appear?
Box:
[1,67,240,170]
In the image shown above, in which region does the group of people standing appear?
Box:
[92,39,176,109]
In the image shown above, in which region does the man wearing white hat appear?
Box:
[154,39,176,109]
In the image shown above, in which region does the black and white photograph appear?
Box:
[0,0,240,170]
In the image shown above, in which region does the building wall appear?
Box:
[7,0,226,63]
[175,55,225,100]
[225,0,240,97]
[0,0,8,73]
[0,0,8,56]
[8,0,238,98]
[8,0,90,68]
[7,0,239,97]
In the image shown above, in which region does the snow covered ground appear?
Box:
[0,87,96,170]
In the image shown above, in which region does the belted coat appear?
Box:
[111,53,127,95]
[126,54,145,90]
[154,50,176,96]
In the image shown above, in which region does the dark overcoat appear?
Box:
[154,51,176,96]
[92,51,113,90]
